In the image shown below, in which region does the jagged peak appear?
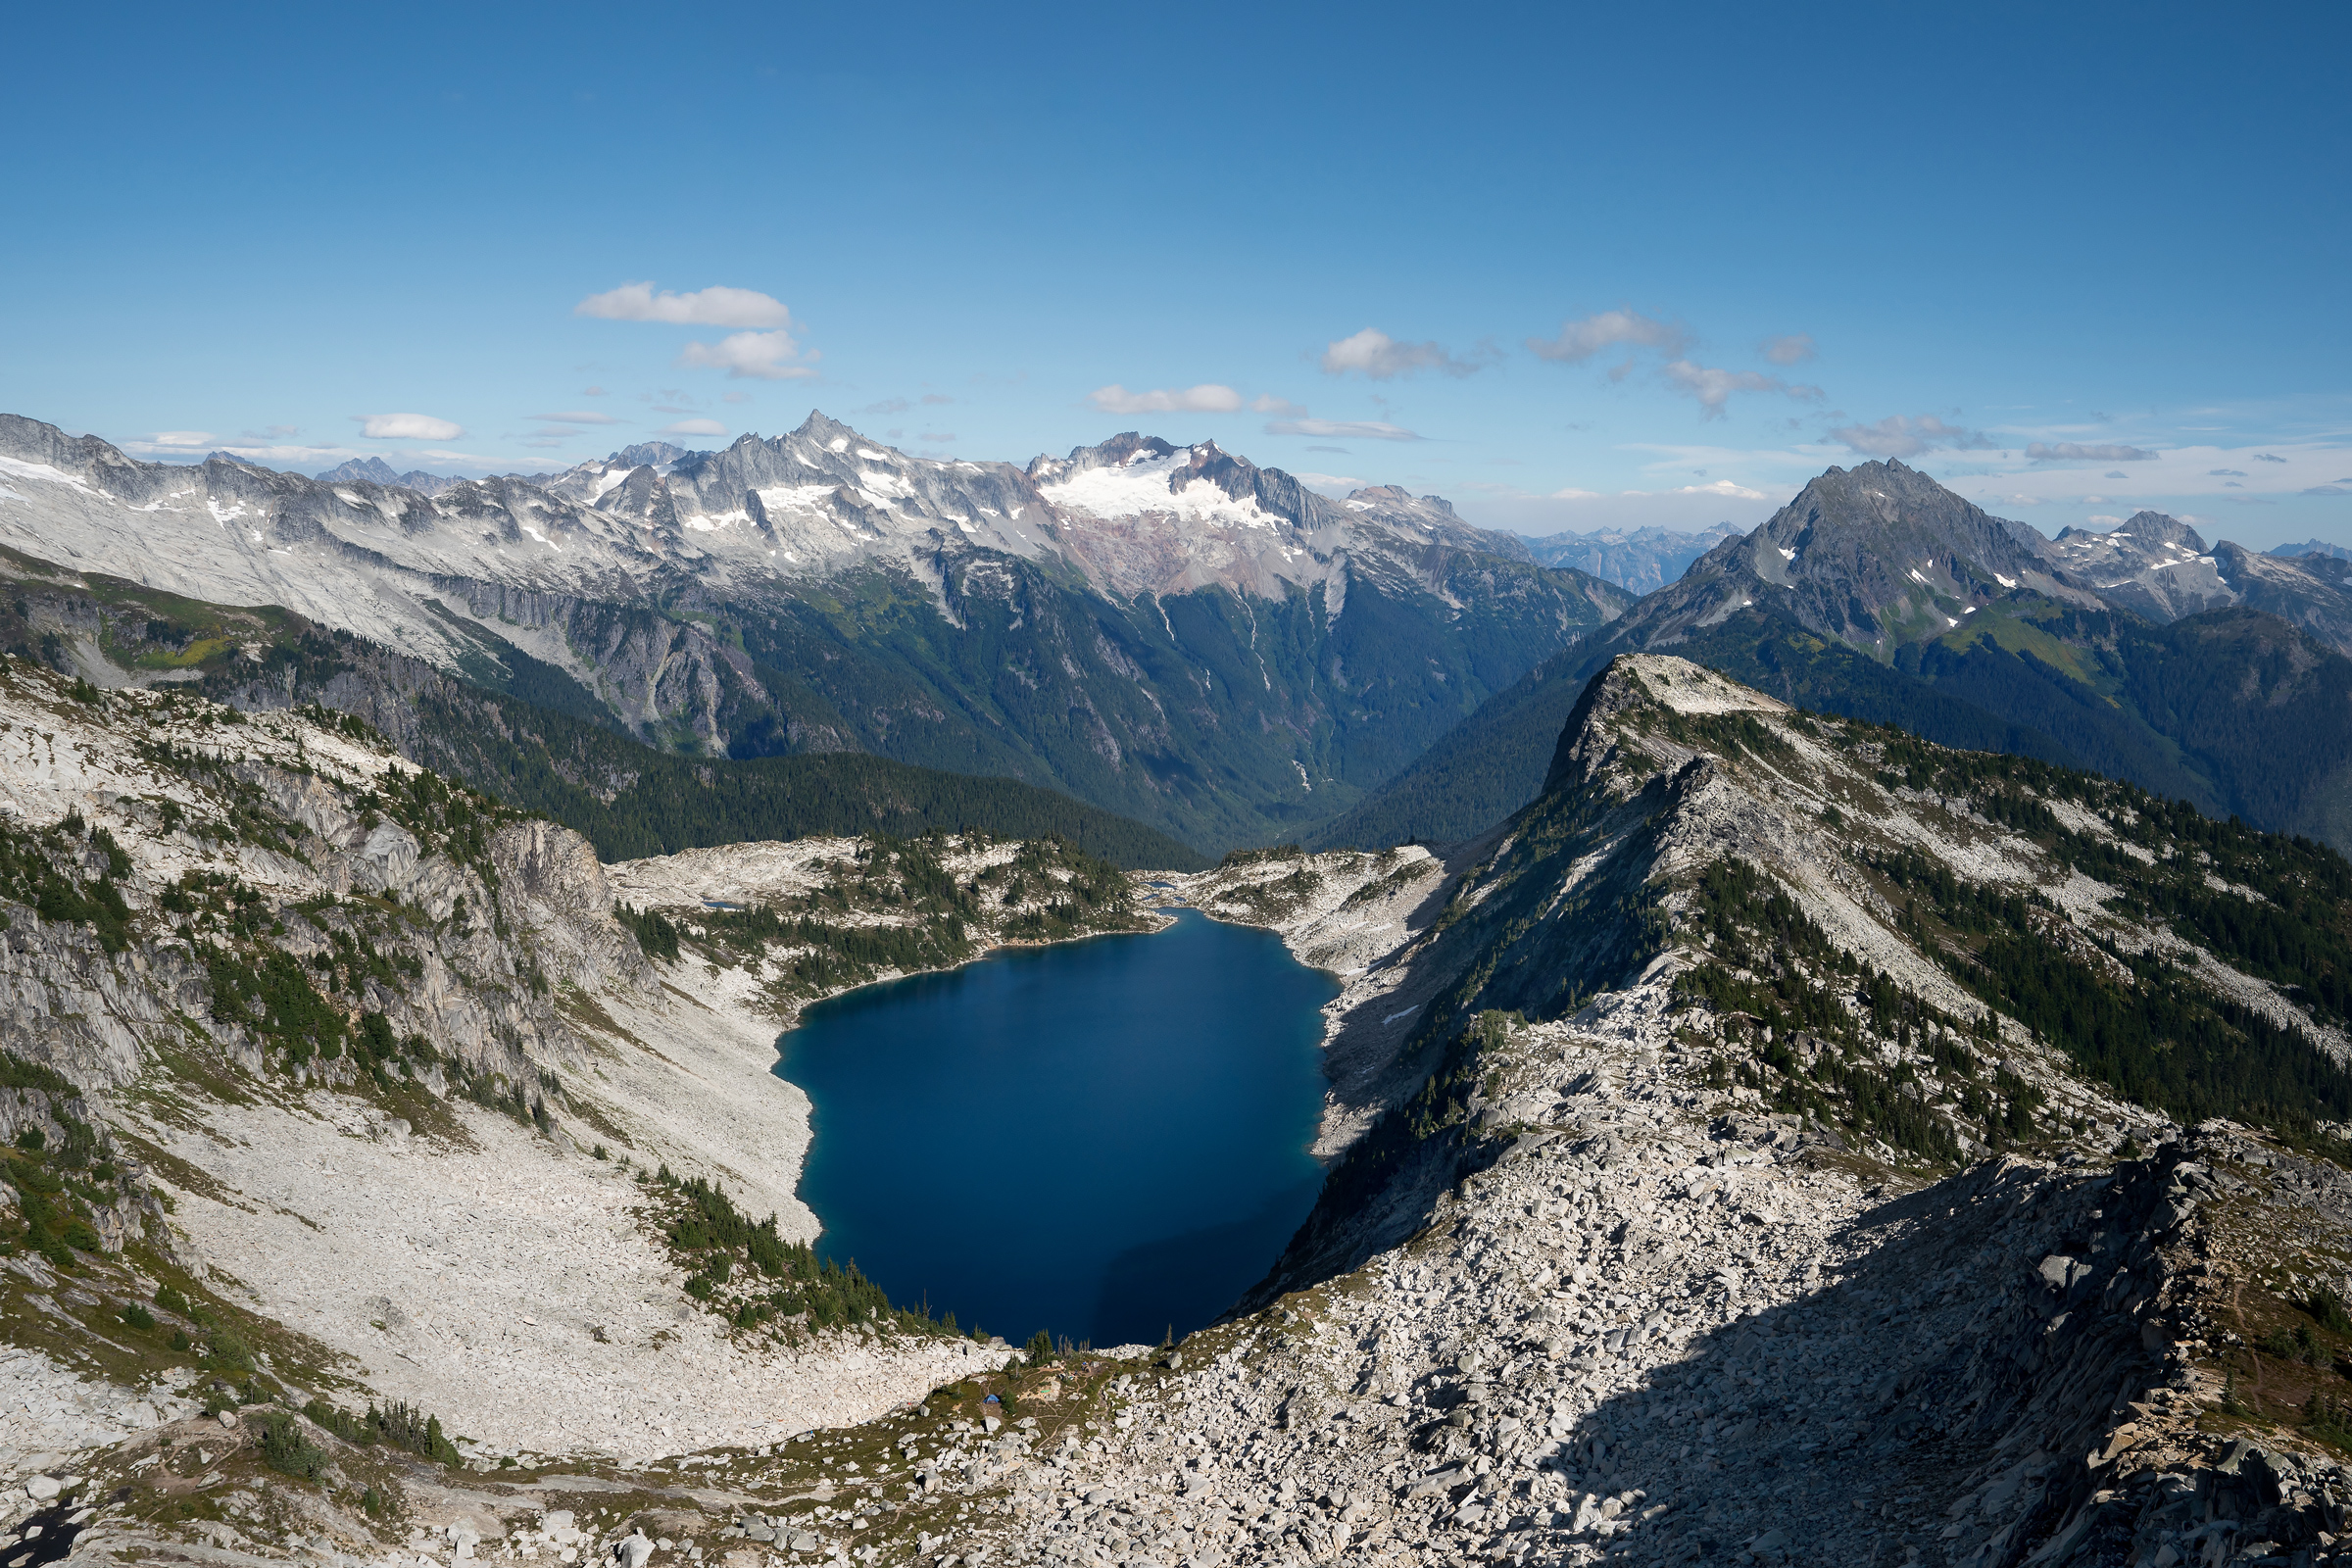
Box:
[2116,509,2208,552]
[1027,432,1183,483]
[791,410,860,443]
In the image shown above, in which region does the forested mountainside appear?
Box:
[1322,461,2352,852]
[0,413,1628,855]
[0,547,1205,869]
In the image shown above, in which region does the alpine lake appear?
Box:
[771,906,1338,1349]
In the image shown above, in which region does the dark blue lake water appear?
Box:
[772,908,1338,1348]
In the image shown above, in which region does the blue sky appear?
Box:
[5,1,2347,545]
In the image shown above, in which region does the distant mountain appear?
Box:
[1320,461,2352,853]
[1518,521,1741,593]
[2274,538,2352,562]
[317,456,462,495]
[0,410,1626,856]
[612,440,692,468]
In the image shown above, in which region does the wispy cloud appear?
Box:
[2210,467,2247,477]
[1760,334,1816,366]
[2025,441,2155,463]
[1087,384,1244,415]
[2256,453,2288,463]
[1319,328,1481,379]
[575,281,792,329]
[530,410,622,425]
[677,329,814,380]
[1830,415,1992,460]
[1264,417,1421,442]
[1250,395,1306,416]
[1662,361,1823,418]
[357,413,464,441]
[1527,309,1688,364]
[1669,479,1767,500]
[658,418,727,437]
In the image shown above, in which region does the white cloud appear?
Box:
[1086,384,1245,415]
[1319,328,1478,379]
[2086,514,2126,525]
[676,329,814,380]
[1250,395,1305,416]
[1661,361,1822,417]
[575,281,793,329]
[1669,479,1766,500]
[1760,333,1816,366]
[658,418,727,437]
[1264,417,1422,442]
[357,413,464,441]
[2026,441,2155,463]
[1527,309,1688,364]
[1829,415,1991,459]
[139,431,217,450]
[1293,470,1367,494]
[529,410,622,425]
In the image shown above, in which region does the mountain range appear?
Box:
[1320,460,2352,855]
[8,412,2352,864]
[1519,520,1743,593]
[0,413,1625,855]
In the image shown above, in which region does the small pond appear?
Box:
[773,907,1337,1348]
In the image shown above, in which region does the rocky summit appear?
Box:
[0,643,2350,1568]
